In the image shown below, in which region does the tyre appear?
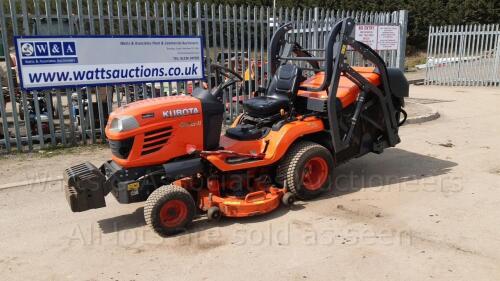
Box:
[207,206,222,221]
[281,192,296,206]
[144,185,196,236]
[276,141,334,200]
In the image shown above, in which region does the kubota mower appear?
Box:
[64,18,408,236]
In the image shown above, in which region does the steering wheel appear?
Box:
[209,64,243,100]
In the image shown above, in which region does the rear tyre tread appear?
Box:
[276,141,333,200]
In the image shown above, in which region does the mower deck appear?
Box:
[172,176,286,218]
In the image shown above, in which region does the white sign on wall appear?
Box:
[377,25,400,50]
[354,25,378,50]
[355,25,400,51]
[14,36,204,90]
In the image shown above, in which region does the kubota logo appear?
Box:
[163,107,200,118]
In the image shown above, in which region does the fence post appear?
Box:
[313,7,319,50]
[0,2,23,151]
[495,35,500,85]
[457,25,465,85]
[425,26,432,85]
[396,10,408,71]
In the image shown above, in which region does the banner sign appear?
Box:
[14,36,204,90]
[355,25,400,51]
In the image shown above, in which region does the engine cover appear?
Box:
[105,95,205,168]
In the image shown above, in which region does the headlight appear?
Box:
[109,115,139,133]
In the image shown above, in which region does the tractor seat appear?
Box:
[242,95,289,118]
[225,124,269,140]
[243,64,301,118]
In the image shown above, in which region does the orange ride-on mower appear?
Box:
[64,18,408,236]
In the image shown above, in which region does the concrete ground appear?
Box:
[1,85,500,280]
[404,99,440,124]
[404,68,426,82]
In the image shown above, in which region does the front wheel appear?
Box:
[276,141,334,200]
[144,185,196,236]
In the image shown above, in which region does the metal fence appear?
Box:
[425,24,500,86]
[0,0,408,153]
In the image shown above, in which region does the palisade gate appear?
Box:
[0,1,408,152]
[425,24,500,86]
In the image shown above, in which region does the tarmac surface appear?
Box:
[1,85,500,280]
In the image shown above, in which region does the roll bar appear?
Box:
[267,18,401,154]
[267,19,344,92]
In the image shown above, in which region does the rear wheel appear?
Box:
[276,141,334,200]
[144,185,196,236]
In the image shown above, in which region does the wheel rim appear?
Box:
[301,157,329,191]
[159,200,188,228]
